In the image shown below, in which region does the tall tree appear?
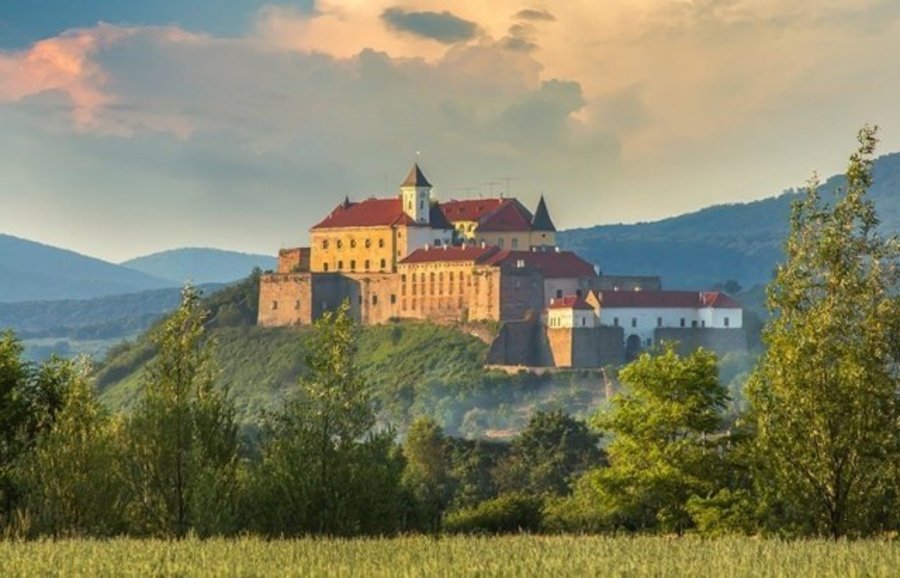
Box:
[20,357,127,536]
[125,285,239,537]
[569,347,730,534]
[0,331,29,521]
[402,417,452,532]
[495,410,602,497]
[253,301,404,536]
[747,126,900,538]
[0,332,69,523]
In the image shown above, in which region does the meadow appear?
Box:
[0,536,896,577]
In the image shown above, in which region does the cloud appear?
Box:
[0,15,623,259]
[3,0,900,261]
[381,8,480,44]
[0,24,133,127]
[514,9,555,22]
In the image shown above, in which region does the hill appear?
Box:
[94,275,755,438]
[0,284,224,361]
[559,152,900,289]
[0,234,175,303]
[121,248,276,285]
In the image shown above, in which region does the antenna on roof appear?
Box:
[497,175,520,198]
[482,181,502,196]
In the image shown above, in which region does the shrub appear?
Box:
[443,493,543,534]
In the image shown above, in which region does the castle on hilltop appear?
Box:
[258,164,746,367]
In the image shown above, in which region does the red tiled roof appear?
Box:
[485,250,597,279]
[311,198,453,230]
[311,198,412,230]
[399,245,501,265]
[477,199,535,232]
[597,291,742,309]
[549,295,593,310]
[439,199,505,223]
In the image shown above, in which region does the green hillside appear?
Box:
[559,152,900,289]
[94,275,755,438]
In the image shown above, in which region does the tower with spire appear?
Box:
[400,163,432,225]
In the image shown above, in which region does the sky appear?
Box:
[1,0,899,262]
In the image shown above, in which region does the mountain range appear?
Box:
[121,248,275,285]
[0,234,174,303]
[558,152,900,289]
[0,238,274,303]
[2,152,898,305]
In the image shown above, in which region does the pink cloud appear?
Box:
[0,24,135,128]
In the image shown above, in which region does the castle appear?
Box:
[258,164,746,367]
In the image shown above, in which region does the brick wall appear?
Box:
[277,247,311,273]
[258,273,314,326]
[499,269,545,321]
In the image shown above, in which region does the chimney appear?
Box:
[443,243,448,250]
[554,246,560,253]
[481,241,486,248]
[425,243,430,251]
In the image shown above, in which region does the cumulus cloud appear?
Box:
[381,8,480,44]
[0,24,133,127]
[2,0,900,261]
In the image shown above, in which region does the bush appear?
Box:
[443,493,543,534]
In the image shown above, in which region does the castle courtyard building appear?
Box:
[258,162,746,367]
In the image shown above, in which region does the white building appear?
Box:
[596,290,743,349]
[546,295,597,329]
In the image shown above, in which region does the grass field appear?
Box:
[0,536,896,577]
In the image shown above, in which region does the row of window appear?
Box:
[611,316,730,328]
[548,316,590,328]
[322,238,387,250]
[322,259,388,272]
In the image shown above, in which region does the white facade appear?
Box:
[403,226,454,258]
[599,306,743,347]
[547,307,597,329]
[401,185,431,224]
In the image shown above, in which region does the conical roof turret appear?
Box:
[401,163,432,188]
[531,195,556,231]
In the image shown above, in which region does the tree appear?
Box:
[568,347,730,534]
[0,332,69,524]
[252,301,404,535]
[0,331,29,520]
[402,417,452,532]
[20,357,127,536]
[495,410,602,497]
[125,285,239,537]
[746,126,900,538]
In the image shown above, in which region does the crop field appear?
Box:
[0,536,896,577]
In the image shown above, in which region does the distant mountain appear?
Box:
[0,283,224,340]
[122,248,276,285]
[559,152,900,289]
[0,235,175,303]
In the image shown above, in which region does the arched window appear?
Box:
[379,239,385,248]
[365,239,371,248]
[322,239,329,250]
[350,239,357,248]
[364,260,370,270]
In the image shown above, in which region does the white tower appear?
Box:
[400,163,432,225]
